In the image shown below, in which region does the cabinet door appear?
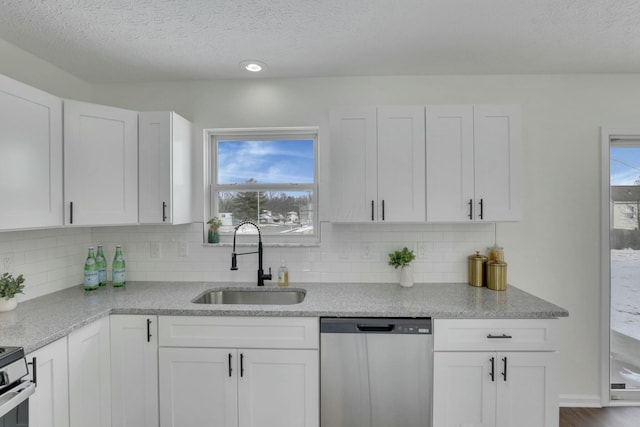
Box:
[27,337,69,427]
[110,315,159,427]
[329,107,377,222]
[377,106,426,222]
[68,317,111,427]
[138,112,172,224]
[138,112,192,225]
[496,352,559,427]
[473,105,522,221]
[0,74,63,230]
[425,105,475,222]
[433,352,496,427]
[159,348,238,427]
[64,100,138,226]
[169,113,193,224]
[238,349,318,427]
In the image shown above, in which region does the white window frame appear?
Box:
[205,127,320,245]
[600,127,640,405]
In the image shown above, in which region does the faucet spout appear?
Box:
[230,221,272,286]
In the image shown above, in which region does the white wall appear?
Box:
[0,39,92,101]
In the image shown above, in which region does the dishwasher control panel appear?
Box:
[320,317,432,334]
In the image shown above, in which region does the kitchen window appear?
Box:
[207,127,319,244]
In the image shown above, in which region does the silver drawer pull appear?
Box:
[487,334,513,339]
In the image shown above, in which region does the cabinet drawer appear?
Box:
[159,316,319,349]
[434,319,558,351]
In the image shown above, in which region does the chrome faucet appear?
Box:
[230,221,272,286]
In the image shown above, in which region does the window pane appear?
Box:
[610,143,640,394]
[217,139,314,184]
[217,191,314,235]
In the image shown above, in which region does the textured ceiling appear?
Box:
[1,0,640,83]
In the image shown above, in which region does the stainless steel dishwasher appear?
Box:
[320,317,433,427]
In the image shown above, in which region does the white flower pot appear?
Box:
[0,297,17,312]
[399,265,414,288]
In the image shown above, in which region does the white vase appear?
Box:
[0,297,17,312]
[399,264,414,288]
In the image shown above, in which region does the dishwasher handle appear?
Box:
[321,318,432,334]
[356,324,395,332]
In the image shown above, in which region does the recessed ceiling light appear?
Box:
[240,60,266,73]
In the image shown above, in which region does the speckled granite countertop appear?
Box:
[0,281,568,353]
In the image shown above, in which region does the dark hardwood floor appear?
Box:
[560,407,640,427]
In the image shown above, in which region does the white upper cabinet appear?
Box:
[330,106,426,222]
[0,73,63,230]
[139,111,193,224]
[377,106,426,222]
[473,105,522,222]
[64,100,138,226]
[425,105,475,222]
[330,107,377,222]
[426,104,522,222]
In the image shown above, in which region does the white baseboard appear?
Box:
[559,394,602,407]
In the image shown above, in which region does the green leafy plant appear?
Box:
[0,273,25,300]
[207,216,223,230]
[388,247,416,269]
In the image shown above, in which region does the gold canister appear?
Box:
[488,245,504,262]
[487,260,507,291]
[468,251,488,287]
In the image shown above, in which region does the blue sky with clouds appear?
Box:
[217,139,314,184]
[611,146,640,185]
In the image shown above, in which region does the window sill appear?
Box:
[203,242,321,248]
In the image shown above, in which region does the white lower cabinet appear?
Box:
[159,348,237,427]
[158,316,319,427]
[432,319,559,427]
[110,315,159,427]
[68,317,111,427]
[433,351,558,427]
[159,347,318,427]
[27,337,70,427]
[238,348,318,427]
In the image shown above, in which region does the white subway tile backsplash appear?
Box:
[0,227,92,302]
[0,221,495,301]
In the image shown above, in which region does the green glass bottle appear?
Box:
[96,245,107,286]
[83,247,99,291]
[112,245,126,287]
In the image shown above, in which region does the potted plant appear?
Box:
[0,272,25,312]
[207,216,223,244]
[388,247,416,288]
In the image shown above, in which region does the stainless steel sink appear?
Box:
[192,288,306,305]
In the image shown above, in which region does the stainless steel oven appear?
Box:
[0,347,35,427]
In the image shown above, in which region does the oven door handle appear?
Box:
[0,380,36,419]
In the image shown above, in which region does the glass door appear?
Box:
[609,141,640,401]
